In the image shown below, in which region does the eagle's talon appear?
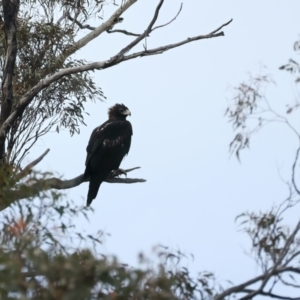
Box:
[111,168,127,178]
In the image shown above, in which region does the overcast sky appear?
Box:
[26,0,300,292]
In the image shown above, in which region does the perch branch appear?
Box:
[1,167,145,211]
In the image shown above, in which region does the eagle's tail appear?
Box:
[86,174,103,206]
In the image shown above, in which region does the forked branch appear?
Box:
[0,15,232,141]
[152,3,183,32]
[0,150,145,211]
[214,219,300,300]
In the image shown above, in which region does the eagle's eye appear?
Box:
[119,109,124,113]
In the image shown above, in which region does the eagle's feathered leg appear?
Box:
[111,168,127,178]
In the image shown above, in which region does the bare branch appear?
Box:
[1,167,145,210]
[215,236,300,300]
[214,273,268,300]
[38,0,138,79]
[292,146,300,195]
[152,3,183,32]
[107,177,145,184]
[121,28,228,60]
[114,0,164,59]
[209,18,233,35]
[237,220,300,300]
[278,275,300,289]
[275,220,300,267]
[215,268,298,300]
[14,149,50,181]
[0,18,232,141]
[239,289,300,300]
[106,29,141,37]
[56,13,66,25]
[67,14,96,30]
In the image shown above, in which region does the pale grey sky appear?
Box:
[27,0,300,291]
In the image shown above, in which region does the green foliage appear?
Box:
[0,186,220,300]
[0,0,107,165]
[226,73,274,160]
[279,37,300,83]
[226,37,300,160]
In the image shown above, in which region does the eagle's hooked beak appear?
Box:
[122,109,131,116]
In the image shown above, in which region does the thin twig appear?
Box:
[152,3,183,32]
[292,146,300,195]
[67,15,96,30]
[214,258,300,300]
[14,149,50,181]
[209,18,233,35]
[239,289,300,300]
[238,220,300,300]
[107,29,141,37]
[113,0,165,59]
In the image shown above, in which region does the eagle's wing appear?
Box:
[85,120,132,167]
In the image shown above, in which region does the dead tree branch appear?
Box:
[292,146,300,196]
[0,16,232,142]
[1,166,145,211]
[114,0,164,59]
[152,3,183,32]
[214,219,300,300]
[67,14,96,30]
[38,0,137,80]
[238,290,300,300]
[107,1,183,38]
[209,18,233,35]
[106,29,141,37]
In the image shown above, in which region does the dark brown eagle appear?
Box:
[83,103,132,206]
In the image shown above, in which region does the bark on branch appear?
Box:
[0,0,19,161]
[107,29,142,37]
[38,0,137,79]
[1,166,145,211]
[0,17,232,141]
[0,148,145,211]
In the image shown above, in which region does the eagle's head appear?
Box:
[108,103,131,120]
